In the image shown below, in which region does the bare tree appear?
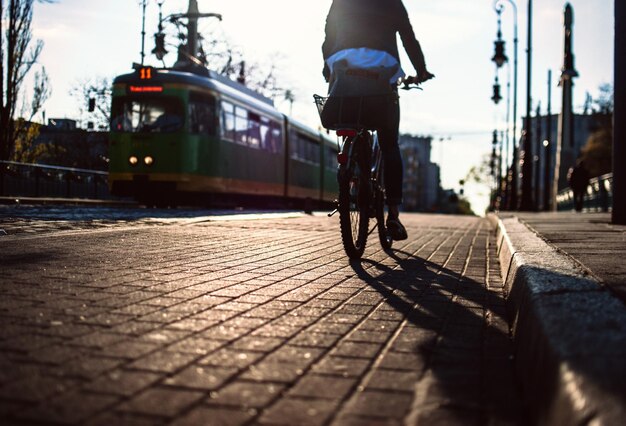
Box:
[0,0,53,162]
[163,22,291,102]
[580,84,614,177]
[70,77,112,131]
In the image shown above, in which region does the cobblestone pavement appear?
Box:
[0,205,303,237]
[0,210,524,425]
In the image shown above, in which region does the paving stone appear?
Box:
[128,349,199,373]
[198,347,265,369]
[205,381,285,408]
[257,397,340,426]
[331,341,383,358]
[239,361,306,383]
[311,356,371,378]
[287,374,357,400]
[85,369,162,396]
[164,365,238,390]
[366,369,422,392]
[117,387,205,417]
[14,391,119,424]
[342,389,413,418]
[170,406,255,426]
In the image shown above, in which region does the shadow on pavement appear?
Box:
[349,249,527,424]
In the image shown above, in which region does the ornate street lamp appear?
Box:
[492,9,508,68]
[493,0,518,210]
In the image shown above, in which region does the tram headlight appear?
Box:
[129,156,138,166]
[144,156,154,166]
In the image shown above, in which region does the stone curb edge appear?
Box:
[489,214,626,426]
[0,196,136,206]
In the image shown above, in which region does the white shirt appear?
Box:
[326,47,405,83]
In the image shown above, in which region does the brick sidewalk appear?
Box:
[510,212,626,303]
[0,213,524,425]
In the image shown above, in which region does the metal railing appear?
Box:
[0,160,112,200]
[556,173,613,212]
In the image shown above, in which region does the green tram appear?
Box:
[109,66,338,208]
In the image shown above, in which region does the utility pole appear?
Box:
[535,103,542,209]
[555,3,578,209]
[187,0,199,58]
[544,70,553,211]
[520,0,534,210]
[167,1,221,67]
[614,0,626,224]
[140,0,148,64]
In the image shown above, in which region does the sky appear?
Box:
[30,0,614,214]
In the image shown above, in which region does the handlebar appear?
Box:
[399,73,435,90]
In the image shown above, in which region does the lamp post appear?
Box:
[491,130,499,210]
[544,70,553,211]
[519,0,534,211]
[493,0,518,210]
[615,1,626,224]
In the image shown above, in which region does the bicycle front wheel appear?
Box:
[338,141,370,259]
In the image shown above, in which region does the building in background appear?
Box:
[516,111,609,210]
[399,134,441,212]
[34,119,109,170]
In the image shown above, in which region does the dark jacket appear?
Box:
[322,0,426,80]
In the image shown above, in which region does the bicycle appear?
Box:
[315,76,425,259]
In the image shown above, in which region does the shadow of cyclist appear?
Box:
[346,245,527,424]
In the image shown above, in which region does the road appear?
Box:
[0,206,525,425]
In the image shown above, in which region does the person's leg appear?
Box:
[377,97,402,209]
[574,191,583,211]
[377,96,407,240]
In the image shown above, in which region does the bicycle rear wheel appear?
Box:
[376,186,393,250]
[338,138,370,259]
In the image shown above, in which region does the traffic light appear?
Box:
[88,97,95,112]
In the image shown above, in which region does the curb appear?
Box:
[493,214,626,425]
[0,196,136,207]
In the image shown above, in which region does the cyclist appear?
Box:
[322,0,434,241]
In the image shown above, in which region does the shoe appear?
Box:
[386,217,408,241]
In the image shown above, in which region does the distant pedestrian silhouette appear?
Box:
[568,160,590,212]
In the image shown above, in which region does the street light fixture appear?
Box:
[492,40,508,68]
[492,76,503,104]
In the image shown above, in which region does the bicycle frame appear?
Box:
[337,129,383,197]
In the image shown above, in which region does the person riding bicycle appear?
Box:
[322,0,434,241]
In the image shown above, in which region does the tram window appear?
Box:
[270,122,283,153]
[309,137,321,164]
[260,116,271,151]
[325,145,337,170]
[189,93,216,135]
[292,132,320,164]
[235,106,248,145]
[290,130,300,160]
[247,112,261,149]
[221,101,235,141]
[111,97,183,133]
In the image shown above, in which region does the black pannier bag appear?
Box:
[320,94,397,130]
[318,58,399,130]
